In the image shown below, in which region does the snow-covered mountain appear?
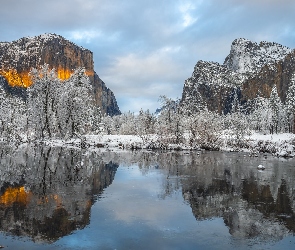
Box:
[224,38,292,74]
[180,38,295,114]
[0,33,121,116]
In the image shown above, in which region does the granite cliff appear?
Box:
[0,33,121,116]
[180,38,295,114]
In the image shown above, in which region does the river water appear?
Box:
[0,144,294,249]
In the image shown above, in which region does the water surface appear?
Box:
[0,145,294,249]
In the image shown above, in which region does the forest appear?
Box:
[0,65,295,156]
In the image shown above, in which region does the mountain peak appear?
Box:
[0,33,121,116]
[224,38,292,74]
[232,38,251,45]
[11,33,88,52]
[181,38,295,115]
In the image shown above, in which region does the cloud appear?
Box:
[100,47,189,112]
[68,30,102,43]
[0,0,295,112]
[103,48,182,93]
[178,1,199,28]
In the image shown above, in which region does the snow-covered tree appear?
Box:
[269,85,282,134]
[156,96,184,144]
[27,65,100,140]
[0,82,27,143]
[183,109,221,149]
[249,96,271,133]
[27,64,60,139]
[286,73,295,133]
[56,68,98,138]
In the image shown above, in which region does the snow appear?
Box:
[257,164,265,170]
[0,33,88,69]
[1,35,294,160]
[247,132,295,142]
[220,131,295,157]
[187,60,245,89]
[39,131,295,158]
[225,38,292,74]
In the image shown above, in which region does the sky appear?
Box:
[0,0,295,113]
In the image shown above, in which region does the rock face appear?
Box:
[93,73,121,116]
[241,49,295,103]
[0,33,121,116]
[180,38,295,114]
[224,38,292,74]
[181,60,245,113]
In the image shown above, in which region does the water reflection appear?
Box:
[0,146,294,246]
[0,144,118,242]
[105,151,295,242]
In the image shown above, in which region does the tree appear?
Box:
[286,73,295,133]
[27,64,59,139]
[156,96,184,144]
[249,96,271,133]
[27,66,100,140]
[269,85,282,134]
[56,68,98,138]
[0,81,27,143]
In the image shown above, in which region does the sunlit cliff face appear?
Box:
[0,69,32,88]
[57,67,72,82]
[0,68,94,88]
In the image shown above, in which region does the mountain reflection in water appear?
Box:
[0,145,294,248]
[0,144,118,242]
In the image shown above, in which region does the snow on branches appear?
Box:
[0,65,101,143]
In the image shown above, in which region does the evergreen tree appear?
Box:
[269,85,281,134]
[286,73,295,133]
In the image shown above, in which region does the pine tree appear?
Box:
[269,85,281,134]
[286,73,295,133]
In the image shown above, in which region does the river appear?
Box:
[0,144,294,249]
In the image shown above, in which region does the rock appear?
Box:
[180,60,245,114]
[257,164,265,170]
[224,38,291,74]
[0,33,121,116]
[180,38,294,115]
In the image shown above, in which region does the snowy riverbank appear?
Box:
[220,131,295,157]
[40,131,295,158]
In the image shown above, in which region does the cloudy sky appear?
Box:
[1,0,295,113]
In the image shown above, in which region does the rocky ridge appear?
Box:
[181,38,295,114]
[224,38,292,74]
[0,33,121,116]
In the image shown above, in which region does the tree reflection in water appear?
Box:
[0,144,118,242]
[0,146,294,244]
[107,150,295,242]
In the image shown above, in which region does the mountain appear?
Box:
[224,38,292,74]
[0,33,121,116]
[180,38,294,114]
